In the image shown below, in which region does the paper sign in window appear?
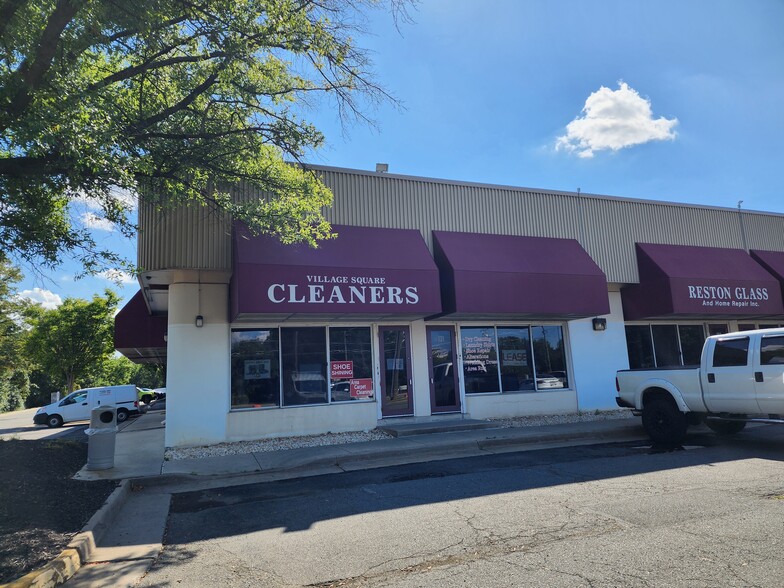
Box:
[330,360,353,379]
[350,379,373,398]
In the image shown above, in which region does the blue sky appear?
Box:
[17,0,784,309]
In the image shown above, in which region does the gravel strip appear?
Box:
[165,409,635,461]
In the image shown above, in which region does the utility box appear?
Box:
[85,406,117,470]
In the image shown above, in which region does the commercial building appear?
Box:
[115,165,784,447]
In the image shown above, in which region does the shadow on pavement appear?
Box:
[163,425,784,541]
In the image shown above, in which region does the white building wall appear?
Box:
[227,402,378,440]
[465,389,577,420]
[165,283,230,448]
[567,290,629,411]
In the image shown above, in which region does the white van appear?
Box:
[34,385,140,428]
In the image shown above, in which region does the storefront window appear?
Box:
[626,324,706,369]
[460,325,569,394]
[651,325,680,367]
[329,327,373,402]
[678,325,705,365]
[282,327,328,406]
[532,326,568,388]
[625,325,655,369]
[461,327,500,393]
[708,323,729,336]
[231,329,281,408]
[497,327,534,391]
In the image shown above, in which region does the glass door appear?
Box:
[427,326,461,414]
[379,326,414,417]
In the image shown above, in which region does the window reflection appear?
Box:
[231,329,280,408]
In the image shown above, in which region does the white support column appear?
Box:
[165,283,230,447]
[409,319,432,416]
[567,291,630,411]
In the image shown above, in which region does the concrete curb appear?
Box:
[1,481,130,588]
[129,422,648,490]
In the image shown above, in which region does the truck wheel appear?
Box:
[47,414,63,428]
[116,409,129,423]
[642,396,688,445]
[706,420,746,436]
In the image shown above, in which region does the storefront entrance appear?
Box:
[379,326,414,417]
[427,326,461,414]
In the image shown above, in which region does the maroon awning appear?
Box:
[114,290,167,363]
[622,243,784,320]
[231,224,442,321]
[432,231,610,319]
[751,250,784,305]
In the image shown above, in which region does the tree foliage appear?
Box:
[0,258,31,411]
[1,0,409,273]
[24,290,119,393]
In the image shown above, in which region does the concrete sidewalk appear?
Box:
[76,412,648,485]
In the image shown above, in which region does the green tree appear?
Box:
[1,0,409,274]
[25,290,119,393]
[82,356,165,391]
[85,355,139,388]
[0,258,31,412]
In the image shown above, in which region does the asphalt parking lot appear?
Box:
[0,403,157,442]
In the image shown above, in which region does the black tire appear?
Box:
[642,396,688,445]
[47,414,63,428]
[141,394,152,405]
[706,419,747,436]
[116,408,129,423]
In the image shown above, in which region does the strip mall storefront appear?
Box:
[115,165,784,447]
[621,244,784,369]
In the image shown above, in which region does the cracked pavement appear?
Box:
[137,427,784,587]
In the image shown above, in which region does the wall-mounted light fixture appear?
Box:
[592,318,607,332]
[195,315,204,328]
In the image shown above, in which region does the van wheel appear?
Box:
[116,409,129,423]
[642,396,688,445]
[47,414,63,428]
[706,419,746,436]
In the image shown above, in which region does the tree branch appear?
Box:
[6,0,83,119]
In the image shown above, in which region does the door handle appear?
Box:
[707,373,715,383]
[755,371,764,383]
[81,402,87,405]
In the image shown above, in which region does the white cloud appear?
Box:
[98,269,136,285]
[556,82,678,158]
[80,212,116,232]
[19,288,62,309]
[73,186,138,212]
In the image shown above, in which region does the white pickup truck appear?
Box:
[616,328,784,444]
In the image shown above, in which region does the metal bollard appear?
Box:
[85,406,117,470]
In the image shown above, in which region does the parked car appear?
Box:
[535,374,564,389]
[137,387,154,404]
[33,385,140,428]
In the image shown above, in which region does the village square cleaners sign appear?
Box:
[232,265,442,315]
[268,274,421,306]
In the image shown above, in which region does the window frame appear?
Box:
[456,321,571,395]
[230,323,376,411]
[624,322,708,369]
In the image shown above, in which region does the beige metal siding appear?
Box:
[138,198,231,272]
[138,166,784,284]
